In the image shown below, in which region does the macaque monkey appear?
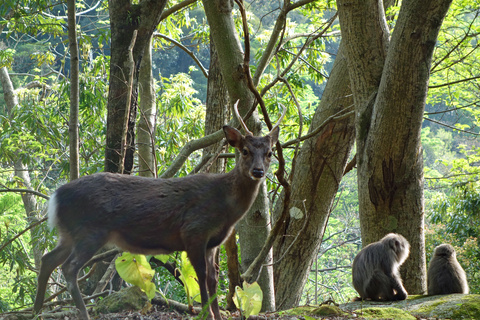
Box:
[427,243,469,295]
[352,233,410,301]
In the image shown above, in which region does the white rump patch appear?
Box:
[47,193,58,230]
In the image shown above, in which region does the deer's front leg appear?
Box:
[187,245,214,319]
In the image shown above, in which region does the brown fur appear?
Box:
[33,125,280,320]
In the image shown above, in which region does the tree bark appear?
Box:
[137,36,156,178]
[105,0,167,173]
[272,42,355,309]
[338,0,453,294]
[203,38,229,174]
[202,0,275,311]
[203,37,238,308]
[67,0,80,180]
[0,66,41,268]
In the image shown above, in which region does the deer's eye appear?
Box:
[267,151,272,158]
[242,149,248,156]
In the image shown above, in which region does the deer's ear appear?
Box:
[223,126,244,149]
[268,126,279,146]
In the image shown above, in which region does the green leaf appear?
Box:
[179,252,201,303]
[233,281,263,318]
[115,252,156,300]
[154,254,170,264]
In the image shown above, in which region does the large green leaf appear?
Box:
[233,281,263,318]
[115,252,156,300]
[179,252,201,303]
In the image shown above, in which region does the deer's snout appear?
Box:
[251,168,265,179]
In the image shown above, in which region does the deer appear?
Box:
[33,100,285,320]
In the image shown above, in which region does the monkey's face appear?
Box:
[383,233,410,264]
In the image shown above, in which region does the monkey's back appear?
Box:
[352,241,394,299]
[352,233,409,301]
[427,255,469,295]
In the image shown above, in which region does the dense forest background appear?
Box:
[0,0,479,316]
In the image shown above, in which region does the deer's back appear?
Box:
[50,172,257,254]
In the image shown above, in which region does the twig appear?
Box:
[428,75,480,89]
[0,216,47,252]
[42,263,99,304]
[27,290,109,312]
[93,254,120,294]
[281,107,354,148]
[424,116,480,136]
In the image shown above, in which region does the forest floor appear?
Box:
[93,305,347,320]
[0,305,349,320]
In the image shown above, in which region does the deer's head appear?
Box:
[222,100,284,181]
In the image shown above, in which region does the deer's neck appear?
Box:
[227,167,261,208]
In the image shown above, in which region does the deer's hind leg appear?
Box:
[34,238,73,314]
[206,247,221,320]
[61,232,108,320]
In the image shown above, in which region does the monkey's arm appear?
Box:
[389,272,408,300]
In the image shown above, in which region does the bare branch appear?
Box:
[428,76,480,89]
[160,0,197,21]
[424,117,480,136]
[153,32,208,78]
[0,188,49,199]
[312,265,352,273]
[281,106,354,148]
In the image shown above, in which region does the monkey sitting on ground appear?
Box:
[427,243,469,295]
[352,233,410,301]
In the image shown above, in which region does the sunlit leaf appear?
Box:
[115,252,156,300]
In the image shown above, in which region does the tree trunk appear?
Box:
[203,38,229,174]
[67,0,79,180]
[272,42,355,309]
[338,0,453,294]
[137,36,156,178]
[105,0,167,173]
[203,37,239,308]
[202,0,274,311]
[237,183,275,311]
[0,66,41,268]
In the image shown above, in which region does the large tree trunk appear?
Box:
[338,0,453,294]
[105,0,167,173]
[272,42,355,309]
[202,0,275,311]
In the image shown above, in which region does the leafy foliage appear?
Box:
[0,0,479,314]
